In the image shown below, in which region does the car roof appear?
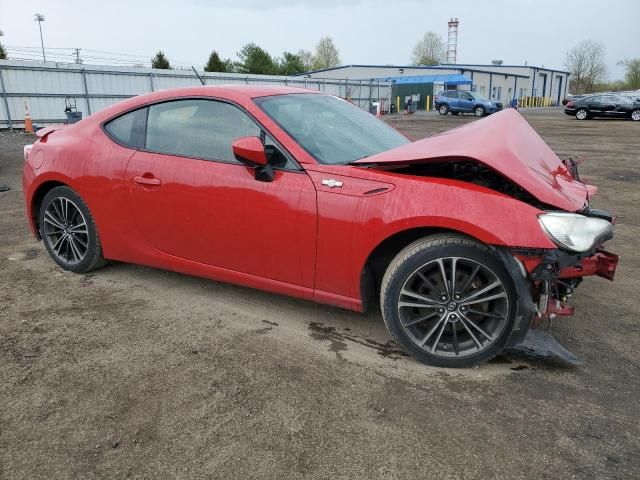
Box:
[91,85,322,123]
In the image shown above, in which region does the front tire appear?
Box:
[631,109,640,121]
[380,235,517,368]
[576,108,589,120]
[474,106,486,117]
[438,104,449,115]
[39,186,107,273]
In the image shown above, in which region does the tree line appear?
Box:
[2,32,638,92]
[150,36,340,75]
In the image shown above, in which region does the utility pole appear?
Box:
[34,13,46,62]
[74,48,82,64]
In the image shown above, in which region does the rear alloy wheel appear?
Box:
[576,108,589,120]
[39,186,107,273]
[474,106,485,117]
[380,235,516,368]
[439,104,449,115]
[631,109,640,121]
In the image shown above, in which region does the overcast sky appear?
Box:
[1,0,638,79]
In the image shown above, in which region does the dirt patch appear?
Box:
[1,109,639,479]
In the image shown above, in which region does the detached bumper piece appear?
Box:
[559,249,619,281]
[506,328,582,365]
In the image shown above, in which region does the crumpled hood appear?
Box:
[355,109,588,212]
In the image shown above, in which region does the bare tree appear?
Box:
[412,32,446,66]
[297,49,314,71]
[620,58,640,90]
[312,37,341,70]
[565,40,607,94]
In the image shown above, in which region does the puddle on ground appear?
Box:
[308,322,408,360]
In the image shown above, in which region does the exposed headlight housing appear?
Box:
[538,212,613,253]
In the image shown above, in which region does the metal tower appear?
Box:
[446,18,459,64]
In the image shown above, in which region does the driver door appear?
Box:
[458,91,474,112]
[124,98,317,288]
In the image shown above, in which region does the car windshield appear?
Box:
[469,92,489,101]
[255,94,410,164]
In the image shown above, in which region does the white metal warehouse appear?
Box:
[301,64,570,106]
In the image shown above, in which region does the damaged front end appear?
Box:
[507,207,619,364]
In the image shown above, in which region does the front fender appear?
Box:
[313,175,555,306]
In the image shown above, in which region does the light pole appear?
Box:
[34,13,46,62]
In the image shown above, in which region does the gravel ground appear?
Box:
[1,109,638,479]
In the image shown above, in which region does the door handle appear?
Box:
[133,176,161,186]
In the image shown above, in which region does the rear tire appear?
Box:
[39,186,107,273]
[576,108,589,120]
[438,104,449,115]
[380,234,517,368]
[631,109,640,121]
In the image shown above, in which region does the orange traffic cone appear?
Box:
[24,102,34,134]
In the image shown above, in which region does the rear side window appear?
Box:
[145,99,260,163]
[104,108,147,148]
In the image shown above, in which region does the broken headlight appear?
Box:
[538,212,613,253]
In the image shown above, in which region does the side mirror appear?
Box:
[232,136,268,166]
[232,136,274,182]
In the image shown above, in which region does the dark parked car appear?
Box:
[561,94,585,106]
[564,94,640,121]
[435,90,502,117]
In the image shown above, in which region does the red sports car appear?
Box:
[22,86,618,368]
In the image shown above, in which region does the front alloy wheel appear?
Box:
[576,108,589,120]
[474,106,485,117]
[631,109,640,121]
[381,235,516,367]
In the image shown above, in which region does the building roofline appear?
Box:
[451,63,571,74]
[299,63,570,76]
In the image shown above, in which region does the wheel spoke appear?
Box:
[461,280,502,303]
[468,308,505,319]
[459,264,480,294]
[63,198,70,224]
[73,235,88,249]
[68,236,83,262]
[463,292,507,306]
[69,222,87,232]
[51,234,67,255]
[436,259,450,296]
[460,312,494,341]
[419,313,448,347]
[458,315,483,350]
[430,316,449,353]
[398,301,440,309]
[401,288,443,305]
[403,311,439,327]
[44,211,65,230]
[450,258,458,296]
[51,199,65,224]
[451,322,459,355]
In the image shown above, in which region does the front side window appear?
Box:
[255,94,409,164]
[145,99,260,162]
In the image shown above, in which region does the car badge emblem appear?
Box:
[321,179,343,188]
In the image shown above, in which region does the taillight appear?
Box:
[24,144,33,162]
[567,101,574,108]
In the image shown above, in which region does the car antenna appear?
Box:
[192,66,206,86]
